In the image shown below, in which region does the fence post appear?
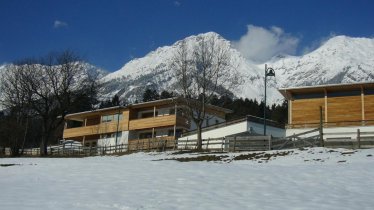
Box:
[233,136,236,152]
[357,129,361,149]
[221,138,224,152]
[185,138,188,150]
[206,138,210,150]
[319,106,324,147]
[268,136,272,150]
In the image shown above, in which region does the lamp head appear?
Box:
[266,68,275,77]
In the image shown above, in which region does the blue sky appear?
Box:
[0,0,373,71]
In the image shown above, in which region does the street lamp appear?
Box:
[264,64,275,136]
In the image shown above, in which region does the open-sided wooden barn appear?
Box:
[279,82,374,140]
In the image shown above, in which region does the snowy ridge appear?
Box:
[99,32,263,102]
[1,34,374,105]
[100,33,374,104]
[267,35,374,88]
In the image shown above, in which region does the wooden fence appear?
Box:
[128,137,175,151]
[177,137,226,151]
[3,128,374,157]
[324,129,374,149]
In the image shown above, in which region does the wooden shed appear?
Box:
[279,82,374,138]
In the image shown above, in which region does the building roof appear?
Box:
[278,82,374,100]
[65,97,232,121]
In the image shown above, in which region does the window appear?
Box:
[215,119,219,125]
[139,132,153,139]
[101,115,113,123]
[101,133,116,138]
[168,129,182,137]
[141,111,157,118]
[101,114,123,123]
[113,114,123,121]
[116,132,122,138]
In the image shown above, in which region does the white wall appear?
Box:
[286,126,374,140]
[249,122,285,137]
[180,120,285,141]
[179,121,248,140]
[98,131,128,147]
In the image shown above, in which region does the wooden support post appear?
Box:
[361,86,365,125]
[319,106,324,147]
[206,138,210,150]
[357,129,361,149]
[324,88,328,123]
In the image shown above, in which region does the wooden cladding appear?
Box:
[129,115,177,130]
[327,96,362,122]
[63,114,185,138]
[63,121,128,139]
[290,88,374,127]
[292,98,325,124]
[365,95,374,120]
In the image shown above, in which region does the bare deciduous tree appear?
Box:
[171,35,241,150]
[0,51,99,156]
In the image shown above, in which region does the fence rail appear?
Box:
[2,129,374,157]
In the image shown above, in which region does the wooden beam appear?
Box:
[361,85,365,122]
[289,99,292,124]
[174,104,177,137]
[324,88,328,122]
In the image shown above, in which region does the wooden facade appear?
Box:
[279,82,374,128]
[62,97,231,144]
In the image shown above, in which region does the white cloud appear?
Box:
[233,25,299,63]
[53,20,68,29]
[174,1,181,7]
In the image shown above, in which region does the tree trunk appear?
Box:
[197,124,202,150]
[40,125,49,156]
[40,136,48,156]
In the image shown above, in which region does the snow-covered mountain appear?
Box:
[99,32,374,104]
[2,33,373,105]
[267,35,374,99]
[99,32,263,102]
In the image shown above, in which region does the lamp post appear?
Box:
[264,64,275,136]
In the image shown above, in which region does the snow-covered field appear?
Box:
[1,147,373,210]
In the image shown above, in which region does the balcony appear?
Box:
[63,121,127,139]
[129,114,189,130]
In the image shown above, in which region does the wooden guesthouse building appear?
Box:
[63,97,231,149]
[279,82,374,139]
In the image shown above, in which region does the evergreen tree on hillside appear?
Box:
[142,88,160,102]
[160,90,174,99]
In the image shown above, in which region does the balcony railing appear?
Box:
[63,121,127,138]
[64,114,190,138]
[286,120,374,129]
